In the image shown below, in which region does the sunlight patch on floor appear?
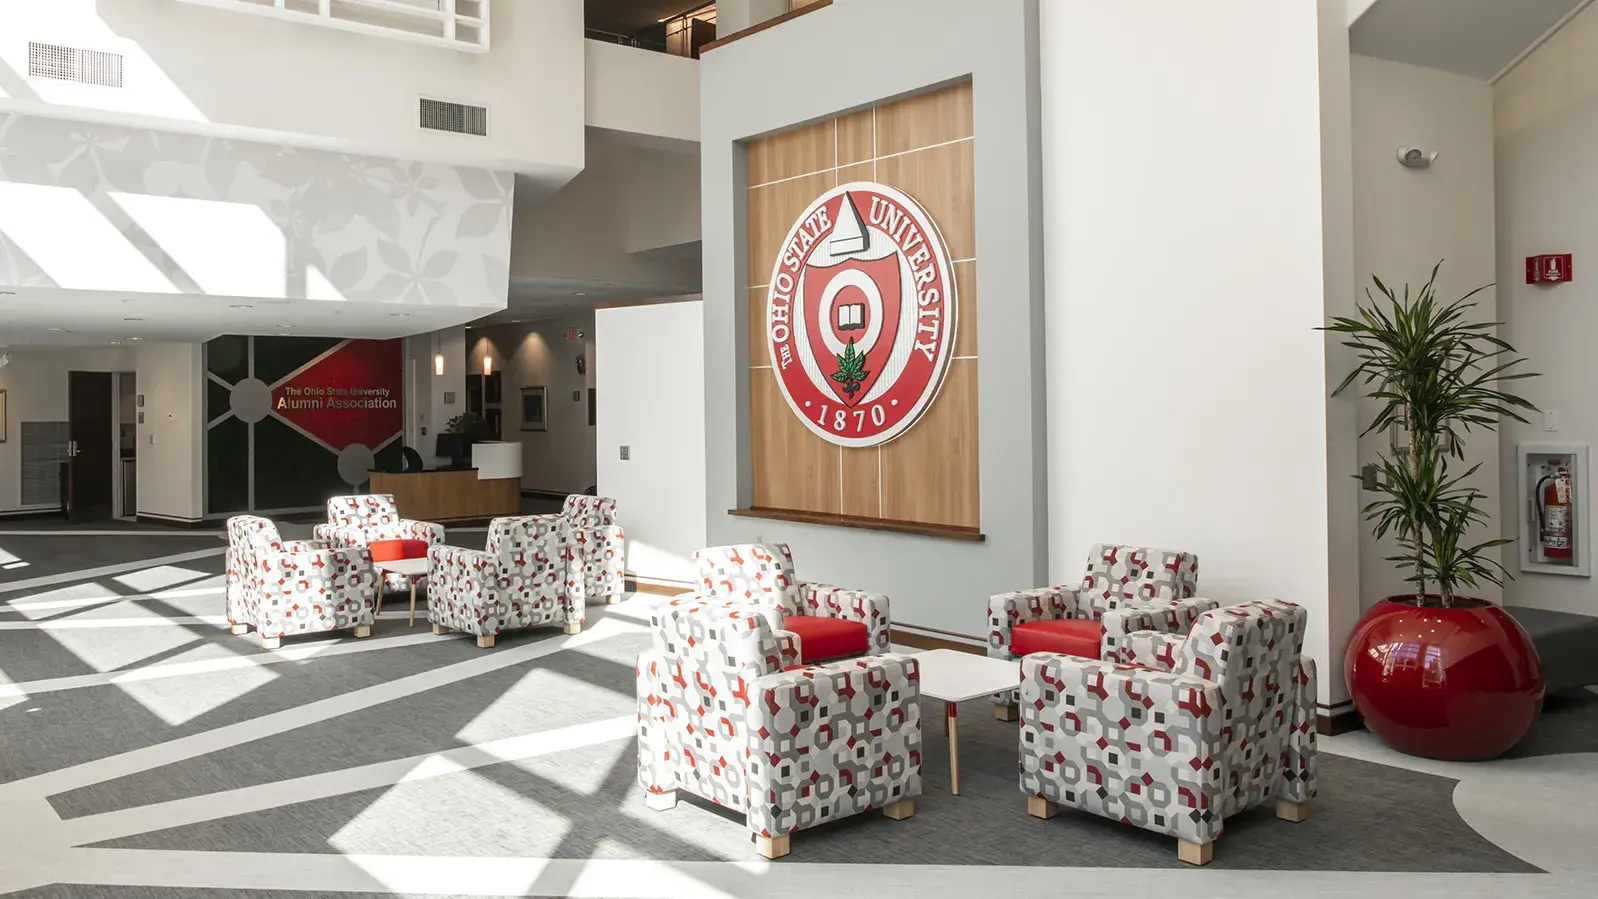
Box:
[116,642,279,726]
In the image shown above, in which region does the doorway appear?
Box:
[68,370,114,523]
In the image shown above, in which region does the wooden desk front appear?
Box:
[368,468,519,524]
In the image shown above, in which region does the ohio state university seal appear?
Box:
[765,182,957,447]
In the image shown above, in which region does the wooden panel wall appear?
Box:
[745,82,978,530]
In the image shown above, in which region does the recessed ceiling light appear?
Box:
[47,327,65,332]
[110,341,121,345]
[0,290,15,296]
[574,292,587,296]
[388,312,410,317]
[229,304,253,309]
[123,317,144,322]
[128,336,143,341]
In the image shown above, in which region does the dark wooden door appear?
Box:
[68,371,114,523]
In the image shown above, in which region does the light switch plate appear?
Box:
[1545,410,1562,432]
[619,446,630,460]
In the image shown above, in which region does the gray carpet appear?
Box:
[36,621,1536,873]
[4,524,1588,896]
[0,533,223,587]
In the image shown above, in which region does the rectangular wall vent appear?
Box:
[27,42,123,88]
[419,97,488,136]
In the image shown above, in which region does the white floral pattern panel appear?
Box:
[0,113,512,307]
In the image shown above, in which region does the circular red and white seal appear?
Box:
[765,182,957,447]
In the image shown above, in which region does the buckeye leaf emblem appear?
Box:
[831,338,870,399]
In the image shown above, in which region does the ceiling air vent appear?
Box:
[419,97,488,137]
[27,42,123,88]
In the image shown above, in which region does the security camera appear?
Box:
[1398,147,1438,169]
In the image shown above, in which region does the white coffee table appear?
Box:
[372,557,429,626]
[913,648,1021,795]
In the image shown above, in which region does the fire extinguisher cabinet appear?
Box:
[1518,443,1591,577]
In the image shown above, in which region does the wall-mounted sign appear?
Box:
[765,182,957,446]
[269,339,403,452]
[1527,254,1573,285]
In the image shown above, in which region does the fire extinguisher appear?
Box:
[1536,466,1574,560]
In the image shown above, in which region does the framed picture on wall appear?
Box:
[520,386,547,431]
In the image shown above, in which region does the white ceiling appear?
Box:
[464,271,702,327]
[1350,0,1587,80]
[0,289,482,348]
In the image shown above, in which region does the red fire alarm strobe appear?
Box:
[1527,254,1573,285]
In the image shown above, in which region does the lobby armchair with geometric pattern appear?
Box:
[693,542,891,664]
[426,514,584,648]
[988,544,1214,718]
[1017,600,1319,866]
[225,514,378,649]
[636,600,922,859]
[315,494,446,592]
[562,494,626,605]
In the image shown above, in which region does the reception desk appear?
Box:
[369,442,523,524]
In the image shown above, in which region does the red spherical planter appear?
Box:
[1345,596,1545,761]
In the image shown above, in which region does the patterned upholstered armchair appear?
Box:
[426,515,584,648]
[315,494,446,592]
[561,495,626,605]
[987,544,1214,719]
[225,515,378,649]
[637,600,922,859]
[694,542,891,664]
[1019,600,1318,866]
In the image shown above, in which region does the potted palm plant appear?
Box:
[1325,262,1546,760]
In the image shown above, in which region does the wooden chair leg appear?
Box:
[431,622,448,636]
[260,635,281,650]
[1027,796,1060,819]
[645,790,677,811]
[564,621,582,635]
[754,833,790,860]
[229,624,249,636]
[353,625,371,639]
[476,634,496,649]
[995,703,1019,722]
[1178,839,1214,866]
[882,799,915,820]
[1276,800,1310,823]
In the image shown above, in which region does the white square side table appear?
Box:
[913,648,1020,795]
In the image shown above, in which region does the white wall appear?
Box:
[1042,0,1359,707]
[511,130,701,292]
[585,40,699,147]
[1351,55,1499,605]
[597,301,706,583]
[0,0,585,178]
[134,341,203,522]
[467,315,596,494]
[0,345,135,514]
[1495,5,1598,616]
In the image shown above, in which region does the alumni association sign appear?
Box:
[766,183,956,447]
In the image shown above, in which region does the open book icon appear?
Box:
[837,303,865,331]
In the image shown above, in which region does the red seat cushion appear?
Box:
[784,615,870,662]
[369,538,429,563]
[1011,618,1103,659]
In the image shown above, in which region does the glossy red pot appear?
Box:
[1345,596,1544,761]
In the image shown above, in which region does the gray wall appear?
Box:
[699,0,1046,636]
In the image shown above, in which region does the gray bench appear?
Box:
[1504,606,1598,694]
